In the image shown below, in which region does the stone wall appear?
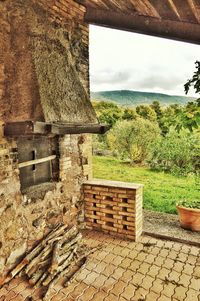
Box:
[0,0,94,277]
[84,179,143,241]
[0,129,92,276]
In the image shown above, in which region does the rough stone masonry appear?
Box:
[0,0,96,277]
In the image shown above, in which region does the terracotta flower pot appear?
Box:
[176,205,200,232]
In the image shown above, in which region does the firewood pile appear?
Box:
[3,224,95,300]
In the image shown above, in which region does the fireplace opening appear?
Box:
[17,136,59,196]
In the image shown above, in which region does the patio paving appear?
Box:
[0,230,200,301]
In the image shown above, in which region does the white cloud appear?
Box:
[89,25,200,97]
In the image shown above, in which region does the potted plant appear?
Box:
[176,200,200,231]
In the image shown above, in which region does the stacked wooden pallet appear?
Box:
[83,180,143,241]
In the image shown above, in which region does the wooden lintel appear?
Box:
[4,121,110,137]
[84,7,200,45]
[4,121,49,137]
[50,123,110,135]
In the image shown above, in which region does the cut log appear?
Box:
[29,266,48,286]
[25,244,52,275]
[59,233,82,257]
[42,248,77,300]
[42,247,76,287]
[48,241,61,275]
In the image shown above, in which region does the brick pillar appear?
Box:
[83,179,143,241]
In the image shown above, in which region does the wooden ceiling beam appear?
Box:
[84,7,200,45]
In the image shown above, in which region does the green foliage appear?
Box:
[92,134,108,153]
[184,61,200,94]
[93,156,199,214]
[136,104,157,121]
[92,101,124,152]
[149,130,199,176]
[158,105,180,135]
[122,108,138,120]
[150,101,163,119]
[92,98,200,177]
[175,99,200,132]
[92,101,123,126]
[177,199,200,209]
[107,119,160,164]
[175,60,200,131]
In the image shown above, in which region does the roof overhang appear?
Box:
[76,0,200,45]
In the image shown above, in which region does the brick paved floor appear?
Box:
[0,230,200,301]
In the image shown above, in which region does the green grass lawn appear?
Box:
[93,156,199,214]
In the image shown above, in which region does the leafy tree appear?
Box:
[175,99,200,132]
[136,105,157,122]
[158,105,183,135]
[184,61,200,95]
[92,100,120,112]
[122,108,138,120]
[150,101,163,120]
[178,60,200,131]
[92,101,124,153]
[107,119,160,164]
[92,101,123,126]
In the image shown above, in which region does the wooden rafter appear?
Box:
[167,0,181,20]
[129,0,161,18]
[76,0,109,9]
[147,0,179,21]
[187,0,200,23]
[194,0,200,7]
[171,0,198,22]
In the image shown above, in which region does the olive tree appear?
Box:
[107,119,160,164]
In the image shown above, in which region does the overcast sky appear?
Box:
[89,25,200,97]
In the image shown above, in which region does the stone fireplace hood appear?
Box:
[4,121,110,137]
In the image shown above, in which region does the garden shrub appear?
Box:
[149,130,199,176]
[107,119,160,164]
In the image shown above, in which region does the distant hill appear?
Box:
[91,90,195,106]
